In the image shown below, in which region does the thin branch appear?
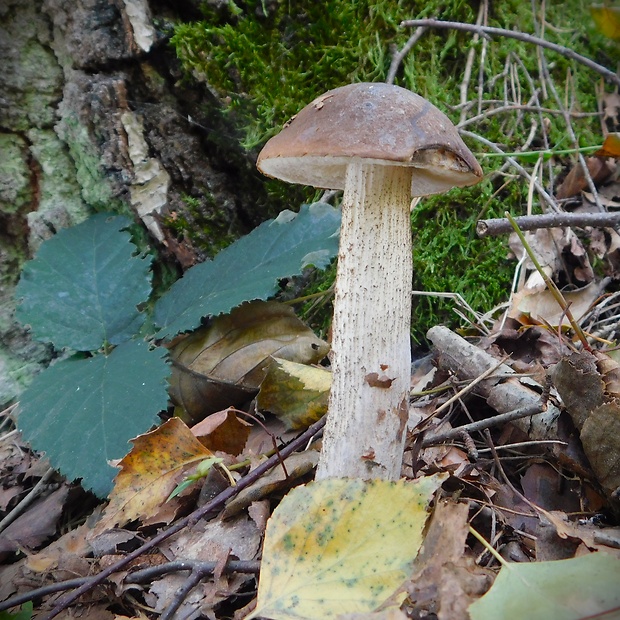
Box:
[421,402,544,446]
[386,26,427,85]
[460,129,560,212]
[400,19,620,88]
[0,561,261,613]
[125,560,260,583]
[477,211,620,237]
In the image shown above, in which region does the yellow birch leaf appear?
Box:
[591,5,620,40]
[94,417,213,533]
[257,358,332,429]
[248,474,446,620]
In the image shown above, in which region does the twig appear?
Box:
[0,467,55,533]
[421,402,545,446]
[400,19,620,88]
[460,129,559,212]
[459,1,485,124]
[25,416,327,620]
[458,104,600,129]
[124,559,260,583]
[477,211,620,237]
[531,5,604,212]
[0,561,261,612]
[386,26,427,85]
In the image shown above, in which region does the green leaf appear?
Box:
[248,475,446,620]
[16,213,152,351]
[17,340,170,498]
[469,553,620,620]
[0,602,33,620]
[154,202,340,337]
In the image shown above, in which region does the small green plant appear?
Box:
[15,204,340,497]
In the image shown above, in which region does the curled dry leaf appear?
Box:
[257,358,332,429]
[169,301,329,423]
[556,156,615,199]
[191,408,251,456]
[551,350,620,499]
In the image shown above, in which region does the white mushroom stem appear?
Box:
[316,161,413,480]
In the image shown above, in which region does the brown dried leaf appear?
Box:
[556,157,614,199]
[593,350,620,399]
[169,301,329,423]
[581,400,620,496]
[191,408,251,455]
[0,484,69,554]
[405,499,493,620]
[550,351,606,429]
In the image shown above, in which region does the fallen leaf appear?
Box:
[0,485,69,554]
[591,5,620,39]
[93,418,213,534]
[405,499,492,620]
[581,400,620,496]
[191,408,251,455]
[257,358,331,429]
[468,553,620,620]
[508,281,602,328]
[169,301,329,423]
[223,451,319,518]
[556,157,614,198]
[248,474,446,620]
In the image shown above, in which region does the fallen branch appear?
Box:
[477,211,620,237]
[5,416,326,619]
[400,19,620,88]
[426,326,561,441]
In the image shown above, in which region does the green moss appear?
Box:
[171,0,620,340]
[171,0,477,148]
[58,115,127,215]
[164,193,238,258]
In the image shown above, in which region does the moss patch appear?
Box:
[171,0,619,339]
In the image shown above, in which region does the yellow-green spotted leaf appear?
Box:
[257,358,332,429]
[248,474,446,620]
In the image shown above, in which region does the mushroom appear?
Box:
[257,83,482,480]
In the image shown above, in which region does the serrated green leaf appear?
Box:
[17,340,170,498]
[154,202,340,337]
[16,213,152,351]
[248,475,446,620]
[469,553,620,620]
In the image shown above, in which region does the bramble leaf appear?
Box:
[16,213,152,351]
[154,202,340,337]
[17,340,169,498]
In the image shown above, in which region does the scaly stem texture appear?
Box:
[316,162,412,480]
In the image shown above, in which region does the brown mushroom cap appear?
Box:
[257,82,483,196]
